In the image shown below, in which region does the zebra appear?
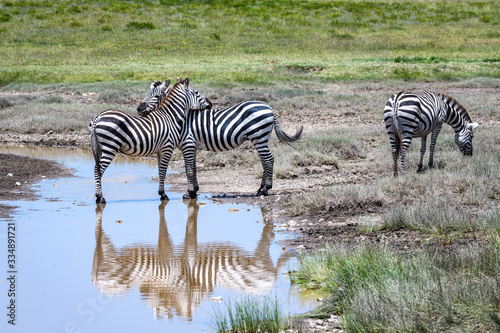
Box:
[92,200,290,318]
[137,84,303,198]
[384,91,479,176]
[89,78,212,203]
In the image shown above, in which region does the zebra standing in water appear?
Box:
[89,78,212,203]
[137,83,303,198]
[384,91,478,176]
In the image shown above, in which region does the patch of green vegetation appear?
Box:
[292,241,500,331]
[126,21,155,30]
[210,296,289,333]
[0,0,498,84]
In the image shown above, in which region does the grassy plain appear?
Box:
[0,0,499,84]
[1,1,499,332]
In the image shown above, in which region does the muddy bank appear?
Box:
[0,153,74,218]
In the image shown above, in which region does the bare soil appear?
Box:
[0,153,74,218]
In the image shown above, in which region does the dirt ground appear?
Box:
[0,153,74,218]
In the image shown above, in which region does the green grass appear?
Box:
[0,0,499,84]
[292,240,500,332]
[210,296,289,333]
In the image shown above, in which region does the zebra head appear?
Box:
[455,122,479,156]
[180,77,212,111]
[137,79,171,117]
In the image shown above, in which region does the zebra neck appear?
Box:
[443,102,469,134]
[158,104,187,124]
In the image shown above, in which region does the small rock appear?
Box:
[199,201,207,206]
[288,220,297,227]
[315,319,324,325]
[15,182,21,186]
[296,245,306,251]
[7,173,13,177]
[228,208,239,213]
[210,296,222,302]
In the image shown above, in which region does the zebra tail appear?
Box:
[89,121,102,172]
[392,104,402,152]
[273,114,303,144]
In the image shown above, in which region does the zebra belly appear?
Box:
[194,136,246,152]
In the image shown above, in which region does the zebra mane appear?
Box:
[157,78,187,110]
[437,92,472,123]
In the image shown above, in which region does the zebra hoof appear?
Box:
[95,195,106,204]
[256,188,269,196]
[159,193,169,201]
[183,192,197,199]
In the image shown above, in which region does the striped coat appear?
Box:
[138,88,303,197]
[384,91,478,176]
[89,78,211,203]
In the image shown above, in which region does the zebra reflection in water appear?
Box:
[92,201,290,319]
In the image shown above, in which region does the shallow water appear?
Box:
[0,145,314,333]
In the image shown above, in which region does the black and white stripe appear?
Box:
[138,89,303,197]
[89,78,211,203]
[384,91,478,176]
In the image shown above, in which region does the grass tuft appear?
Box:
[210,296,289,333]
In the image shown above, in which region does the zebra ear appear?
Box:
[468,122,479,130]
[184,77,190,88]
[150,81,161,89]
[177,77,182,83]
[164,79,171,87]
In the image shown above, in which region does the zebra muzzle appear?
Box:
[137,103,147,115]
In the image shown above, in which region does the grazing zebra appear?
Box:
[89,78,212,203]
[137,84,303,198]
[384,91,478,176]
[92,201,290,318]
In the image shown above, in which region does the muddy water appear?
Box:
[0,146,314,333]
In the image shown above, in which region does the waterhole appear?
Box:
[0,145,314,332]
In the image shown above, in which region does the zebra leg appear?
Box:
[398,136,413,176]
[391,148,399,177]
[94,164,106,204]
[417,135,427,172]
[94,152,115,204]
[388,131,400,176]
[181,145,198,199]
[157,149,174,201]
[428,122,443,169]
[255,143,274,196]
